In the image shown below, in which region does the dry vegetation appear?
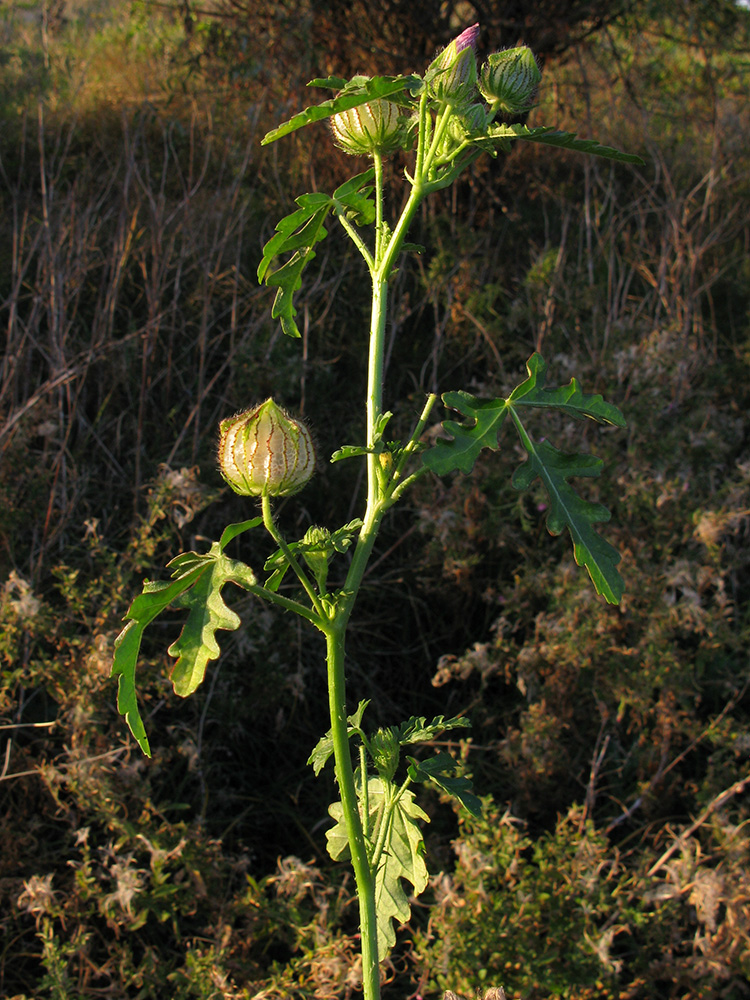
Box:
[1,1,749,998]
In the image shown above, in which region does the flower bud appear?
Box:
[447,101,490,143]
[479,47,541,115]
[426,23,480,105]
[330,99,408,157]
[218,399,315,497]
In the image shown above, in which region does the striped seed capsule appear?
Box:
[218,399,315,497]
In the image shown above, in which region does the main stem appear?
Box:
[326,625,380,1000]
[326,158,429,1000]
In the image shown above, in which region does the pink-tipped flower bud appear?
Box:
[218,399,315,497]
[426,23,480,105]
[479,47,542,116]
[330,99,409,157]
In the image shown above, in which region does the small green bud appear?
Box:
[330,99,408,157]
[447,101,490,143]
[218,398,315,497]
[479,47,542,115]
[370,727,400,783]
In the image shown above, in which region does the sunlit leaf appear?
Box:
[395,714,472,745]
[111,545,257,754]
[218,517,263,552]
[261,74,420,145]
[166,546,256,697]
[486,123,645,164]
[511,436,624,604]
[407,752,482,816]
[111,561,210,756]
[258,171,376,338]
[326,777,429,960]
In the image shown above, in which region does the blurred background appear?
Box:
[1,1,749,997]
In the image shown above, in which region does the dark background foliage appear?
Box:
[1,1,749,997]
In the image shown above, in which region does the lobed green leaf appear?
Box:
[487,123,646,165]
[407,752,482,817]
[423,392,509,476]
[326,778,429,961]
[423,354,626,603]
[509,352,626,425]
[396,714,472,745]
[166,545,256,697]
[261,74,420,145]
[510,436,624,604]
[111,544,258,754]
[111,564,207,757]
[258,172,377,338]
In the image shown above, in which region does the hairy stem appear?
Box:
[260,492,326,621]
[325,625,380,1000]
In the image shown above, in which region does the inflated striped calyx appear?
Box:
[330,99,408,157]
[218,399,315,497]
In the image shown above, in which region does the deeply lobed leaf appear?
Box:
[486,123,646,164]
[326,778,429,961]
[511,436,624,604]
[111,540,259,754]
[423,354,626,603]
[261,75,420,145]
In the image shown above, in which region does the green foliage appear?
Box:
[327,777,429,960]
[112,530,260,755]
[261,75,420,145]
[257,170,376,336]
[414,801,652,1000]
[425,354,625,603]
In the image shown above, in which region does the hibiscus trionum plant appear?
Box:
[112,24,642,1000]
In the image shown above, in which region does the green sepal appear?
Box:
[484,123,645,165]
[308,700,369,776]
[407,752,482,817]
[326,777,429,961]
[261,74,421,145]
[370,728,401,783]
[264,519,363,593]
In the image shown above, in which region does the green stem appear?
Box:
[326,625,380,1000]
[320,118,442,1000]
[245,582,324,628]
[373,151,385,260]
[260,493,326,621]
[337,210,374,271]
